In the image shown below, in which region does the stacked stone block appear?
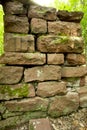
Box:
[0,0,87,129]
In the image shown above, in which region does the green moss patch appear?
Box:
[0,84,29,99]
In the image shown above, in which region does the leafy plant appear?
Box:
[0,5,4,56]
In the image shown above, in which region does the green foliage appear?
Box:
[0,5,4,56]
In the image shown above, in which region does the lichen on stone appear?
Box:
[51,36,69,45]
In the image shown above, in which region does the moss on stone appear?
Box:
[52,36,69,45]
[0,84,29,98]
[29,123,34,130]
[13,33,28,37]
[66,77,79,82]
[24,111,47,120]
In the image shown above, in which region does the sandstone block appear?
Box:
[29,118,52,130]
[28,5,57,21]
[4,33,35,52]
[48,92,79,117]
[48,21,81,36]
[36,81,67,97]
[57,10,84,22]
[77,87,87,108]
[0,83,35,100]
[0,52,46,65]
[63,77,80,87]
[62,66,87,78]
[31,18,47,34]
[5,97,49,112]
[24,65,61,82]
[4,15,29,33]
[0,116,26,129]
[37,35,84,53]
[47,54,64,64]
[4,1,27,15]
[0,112,47,130]
[0,66,23,84]
[66,54,86,65]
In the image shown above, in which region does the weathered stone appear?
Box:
[36,81,67,97]
[29,118,52,130]
[28,5,57,21]
[4,122,29,130]
[66,54,86,65]
[3,1,27,15]
[80,76,86,86]
[47,54,64,65]
[5,97,49,112]
[24,111,47,120]
[0,115,28,130]
[48,21,81,36]
[3,110,23,119]
[77,87,87,108]
[0,66,23,84]
[57,10,84,22]
[0,83,35,100]
[0,52,46,65]
[0,103,6,114]
[24,65,61,82]
[4,33,35,52]
[31,18,47,34]
[62,66,87,78]
[48,92,79,117]
[4,15,29,33]
[63,77,80,88]
[37,35,84,53]
[3,110,47,121]
[0,112,47,130]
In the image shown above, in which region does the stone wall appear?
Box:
[0,1,87,129]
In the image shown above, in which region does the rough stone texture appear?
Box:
[63,77,81,88]
[0,1,86,128]
[31,18,47,34]
[80,76,86,87]
[3,1,27,15]
[0,66,23,84]
[3,110,23,119]
[37,35,84,53]
[48,21,81,36]
[62,66,87,78]
[66,54,86,65]
[36,81,67,97]
[5,122,29,130]
[0,52,46,65]
[3,111,47,121]
[4,33,35,52]
[5,97,48,112]
[47,54,64,65]
[0,83,35,100]
[4,15,29,33]
[77,87,87,108]
[0,103,6,114]
[28,5,57,21]
[0,112,47,130]
[24,65,61,82]
[48,92,79,117]
[29,118,52,130]
[57,10,84,22]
